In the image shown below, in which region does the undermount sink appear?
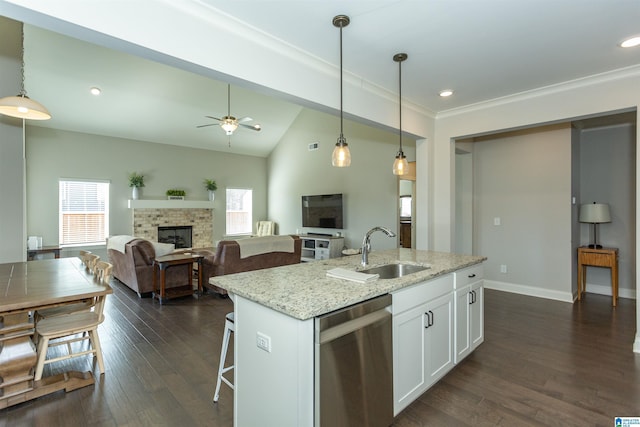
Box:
[359,263,430,279]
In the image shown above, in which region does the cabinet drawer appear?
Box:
[392,274,453,314]
[454,264,484,289]
[315,248,329,260]
[580,252,614,267]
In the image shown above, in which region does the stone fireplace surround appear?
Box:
[129,200,214,249]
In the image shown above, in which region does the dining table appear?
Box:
[0,257,112,409]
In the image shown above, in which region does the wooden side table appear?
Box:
[577,246,619,306]
[27,245,62,261]
[153,253,204,304]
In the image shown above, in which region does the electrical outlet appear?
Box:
[494,217,501,226]
[500,264,507,274]
[256,332,272,353]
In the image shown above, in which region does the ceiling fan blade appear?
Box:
[238,116,253,123]
[196,123,217,128]
[205,115,223,121]
[239,122,261,131]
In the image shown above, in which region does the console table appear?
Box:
[27,245,62,261]
[577,246,619,306]
[153,253,204,304]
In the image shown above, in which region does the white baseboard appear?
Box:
[484,280,637,302]
[484,280,574,302]
[584,282,637,300]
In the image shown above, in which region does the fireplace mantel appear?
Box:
[128,200,214,209]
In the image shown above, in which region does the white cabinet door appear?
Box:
[393,291,454,415]
[470,281,484,350]
[424,291,454,386]
[393,301,428,415]
[454,284,471,364]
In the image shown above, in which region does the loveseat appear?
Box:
[108,236,194,297]
[202,235,301,295]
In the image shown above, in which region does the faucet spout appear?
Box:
[361,226,397,266]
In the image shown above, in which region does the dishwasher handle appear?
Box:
[318,307,391,344]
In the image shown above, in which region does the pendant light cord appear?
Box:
[398,58,402,153]
[19,24,27,97]
[338,23,345,143]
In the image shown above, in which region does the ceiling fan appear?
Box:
[197,84,261,136]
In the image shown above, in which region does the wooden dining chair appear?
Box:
[93,261,113,285]
[79,250,92,266]
[84,254,100,274]
[33,288,110,381]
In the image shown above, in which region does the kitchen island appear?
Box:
[210,248,486,426]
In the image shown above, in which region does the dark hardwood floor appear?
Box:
[2,281,638,426]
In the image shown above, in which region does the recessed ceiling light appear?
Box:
[90,87,101,96]
[439,89,454,98]
[620,36,640,48]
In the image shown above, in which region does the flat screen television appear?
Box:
[301,193,343,229]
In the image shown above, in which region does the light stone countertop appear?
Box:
[209,248,486,320]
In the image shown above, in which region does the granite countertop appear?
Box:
[209,248,486,320]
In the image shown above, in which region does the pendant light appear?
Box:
[331,15,351,167]
[0,23,51,120]
[392,53,408,175]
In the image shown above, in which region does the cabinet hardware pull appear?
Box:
[428,310,434,327]
[469,291,473,305]
[468,273,476,278]
[472,290,477,304]
[424,312,430,329]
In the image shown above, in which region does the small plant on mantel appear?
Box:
[203,179,217,192]
[166,189,186,200]
[128,172,145,188]
[204,179,217,201]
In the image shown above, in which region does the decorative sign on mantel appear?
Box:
[127,200,214,209]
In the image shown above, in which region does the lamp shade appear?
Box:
[0,94,51,120]
[579,203,611,224]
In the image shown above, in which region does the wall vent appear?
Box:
[308,142,319,151]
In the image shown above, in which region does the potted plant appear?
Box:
[166,189,186,200]
[204,179,217,201]
[128,172,145,200]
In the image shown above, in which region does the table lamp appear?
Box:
[579,202,611,249]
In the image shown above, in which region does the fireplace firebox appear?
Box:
[158,226,192,249]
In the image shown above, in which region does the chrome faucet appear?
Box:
[361,226,396,266]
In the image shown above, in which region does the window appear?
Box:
[59,179,109,246]
[226,188,253,235]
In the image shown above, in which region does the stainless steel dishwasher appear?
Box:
[314,294,393,427]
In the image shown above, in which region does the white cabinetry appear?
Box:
[299,235,344,261]
[454,264,484,364]
[392,274,454,415]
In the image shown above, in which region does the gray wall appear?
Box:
[25,126,268,254]
[578,123,636,294]
[473,125,573,300]
[0,17,26,263]
[267,108,415,251]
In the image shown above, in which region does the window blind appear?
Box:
[59,180,109,245]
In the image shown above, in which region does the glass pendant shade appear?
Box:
[332,137,351,167]
[0,93,51,120]
[393,152,409,175]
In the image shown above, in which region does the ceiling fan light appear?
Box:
[393,151,409,175]
[0,94,51,120]
[220,118,238,135]
[332,137,351,167]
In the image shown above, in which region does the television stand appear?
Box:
[299,235,344,262]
